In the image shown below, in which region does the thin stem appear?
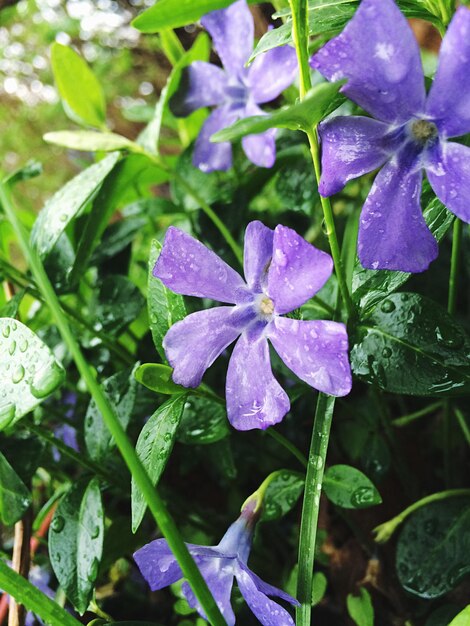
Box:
[289,0,312,97]
[454,407,470,449]
[266,429,308,468]
[392,401,443,427]
[296,394,335,625]
[448,218,463,316]
[0,183,226,626]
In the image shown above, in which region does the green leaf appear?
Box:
[132,0,255,32]
[132,395,187,532]
[352,198,454,314]
[177,396,229,445]
[323,464,381,509]
[425,606,462,626]
[449,607,470,626]
[90,216,147,266]
[351,292,470,396]
[0,289,25,318]
[49,478,104,614]
[4,160,43,186]
[347,588,374,626]
[0,451,31,525]
[51,43,106,129]
[396,497,470,599]
[0,560,82,626]
[312,571,328,606]
[148,240,187,362]
[43,131,139,153]
[261,470,305,522]
[30,152,120,258]
[135,363,187,395]
[84,365,139,462]
[212,81,345,142]
[92,275,145,335]
[0,318,65,430]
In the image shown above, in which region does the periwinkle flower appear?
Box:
[170,0,298,172]
[153,221,352,431]
[134,497,297,626]
[310,0,470,273]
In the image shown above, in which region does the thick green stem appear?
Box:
[0,182,226,626]
[296,394,335,624]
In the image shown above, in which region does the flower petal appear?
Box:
[426,8,470,137]
[183,559,236,626]
[267,225,333,315]
[358,161,438,272]
[201,0,253,77]
[226,334,290,431]
[170,62,228,116]
[247,45,298,104]
[268,318,352,397]
[154,226,247,304]
[237,562,298,606]
[235,563,295,626]
[318,115,397,196]
[243,220,274,291]
[164,307,249,387]
[193,105,240,172]
[310,0,425,123]
[133,540,182,590]
[426,141,470,223]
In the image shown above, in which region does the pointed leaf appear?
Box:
[43,131,138,153]
[135,363,187,395]
[347,588,374,626]
[323,464,381,509]
[260,470,305,522]
[0,451,31,525]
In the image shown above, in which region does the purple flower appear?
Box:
[153,221,352,431]
[52,392,79,462]
[170,0,298,172]
[134,498,297,625]
[310,0,470,273]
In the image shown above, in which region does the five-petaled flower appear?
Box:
[153,221,352,431]
[134,496,297,626]
[310,0,470,273]
[170,0,297,172]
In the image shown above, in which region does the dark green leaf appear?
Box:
[51,43,106,128]
[323,464,381,509]
[92,275,145,335]
[212,82,345,142]
[0,318,65,430]
[352,198,454,314]
[132,395,187,532]
[347,588,374,626]
[30,153,120,258]
[43,131,138,153]
[85,365,139,461]
[90,216,147,265]
[0,289,25,318]
[135,363,187,395]
[396,497,470,599]
[148,240,186,362]
[0,451,31,525]
[49,478,104,614]
[425,606,463,626]
[177,396,229,445]
[351,293,470,396]
[261,470,305,522]
[4,160,42,185]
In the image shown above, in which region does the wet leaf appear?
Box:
[0,451,31,525]
[49,478,104,614]
[0,318,65,430]
[92,275,145,335]
[261,470,305,522]
[323,464,381,509]
[177,396,229,445]
[135,363,186,395]
[132,395,187,532]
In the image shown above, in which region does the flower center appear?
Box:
[410,119,438,144]
[259,297,274,316]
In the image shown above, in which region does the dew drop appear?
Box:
[30,361,64,399]
[11,365,25,384]
[380,299,395,313]
[351,486,375,507]
[51,515,65,533]
[381,347,392,358]
[91,525,100,539]
[8,340,16,356]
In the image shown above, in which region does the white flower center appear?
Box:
[411,119,438,143]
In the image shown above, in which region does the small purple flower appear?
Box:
[52,392,79,462]
[153,221,352,430]
[134,498,297,626]
[170,0,298,172]
[310,0,470,273]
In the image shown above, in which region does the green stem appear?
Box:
[373,488,470,543]
[454,407,470,449]
[266,429,308,468]
[448,218,463,316]
[0,182,227,626]
[392,401,443,427]
[296,394,335,625]
[0,560,82,626]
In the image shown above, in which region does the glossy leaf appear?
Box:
[49,478,104,614]
[323,464,381,509]
[43,131,139,153]
[30,152,120,258]
[347,588,374,626]
[0,451,31,525]
[135,363,187,395]
[92,275,145,335]
[0,289,25,318]
[396,497,470,599]
[449,607,470,626]
[90,216,147,266]
[51,43,106,128]
[261,470,305,522]
[212,81,345,142]
[132,394,187,532]
[0,318,65,430]
[84,365,139,462]
[351,293,470,396]
[177,396,229,445]
[148,240,186,362]
[352,198,454,314]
